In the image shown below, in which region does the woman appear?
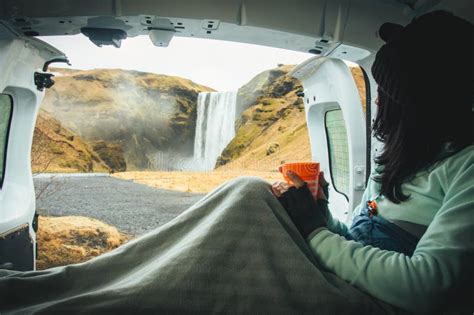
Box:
[272,10,473,313]
[1,10,472,314]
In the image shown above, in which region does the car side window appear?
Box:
[0,94,13,188]
[325,109,349,200]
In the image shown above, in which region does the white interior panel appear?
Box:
[0,37,65,269]
[290,57,367,223]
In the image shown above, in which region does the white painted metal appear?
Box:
[0,35,66,269]
[0,0,417,62]
[1,0,470,60]
[289,57,367,223]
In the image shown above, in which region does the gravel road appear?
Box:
[34,174,205,236]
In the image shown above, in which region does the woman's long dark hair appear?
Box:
[372,87,472,204]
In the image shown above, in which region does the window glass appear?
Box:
[0,94,13,187]
[325,109,349,199]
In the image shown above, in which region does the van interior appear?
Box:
[0,0,472,312]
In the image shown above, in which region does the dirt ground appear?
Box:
[113,170,285,193]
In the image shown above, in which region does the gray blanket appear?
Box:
[0,177,399,314]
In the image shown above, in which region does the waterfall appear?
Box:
[193,91,237,171]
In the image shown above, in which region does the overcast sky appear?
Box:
[39,34,314,91]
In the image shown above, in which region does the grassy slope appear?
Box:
[36,216,130,269]
[32,109,110,173]
[217,66,366,172]
[114,170,283,194]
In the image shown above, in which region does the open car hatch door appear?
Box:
[0,29,67,270]
[290,57,370,223]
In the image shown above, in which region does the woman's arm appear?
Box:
[308,163,474,312]
[323,207,351,238]
[319,179,370,239]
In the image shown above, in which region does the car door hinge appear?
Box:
[34,72,55,91]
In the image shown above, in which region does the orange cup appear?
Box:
[278,162,320,199]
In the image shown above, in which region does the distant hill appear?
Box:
[216,65,366,172]
[40,68,215,170]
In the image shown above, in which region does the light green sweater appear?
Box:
[308,145,474,313]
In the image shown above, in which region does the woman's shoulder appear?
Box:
[435,144,473,173]
[367,145,472,195]
[433,144,473,190]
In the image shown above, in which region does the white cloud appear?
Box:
[39,34,314,91]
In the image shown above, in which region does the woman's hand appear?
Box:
[271,181,291,197]
[272,171,329,200]
[274,171,330,239]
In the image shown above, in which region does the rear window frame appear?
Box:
[0,94,14,189]
[324,108,349,202]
